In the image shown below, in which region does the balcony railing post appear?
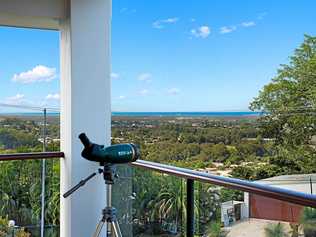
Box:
[187,179,194,237]
[40,108,47,237]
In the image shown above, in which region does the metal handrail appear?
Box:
[0,152,64,161]
[0,152,315,208]
[131,160,316,208]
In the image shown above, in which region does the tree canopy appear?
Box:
[250,35,316,146]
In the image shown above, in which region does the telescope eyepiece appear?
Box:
[130,143,141,161]
[79,133,92,148]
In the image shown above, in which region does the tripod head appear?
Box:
[63,163,117,198]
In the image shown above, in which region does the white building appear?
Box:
[221,200,248,227]
[257,174,316,194]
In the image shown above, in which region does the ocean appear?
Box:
[112,112,261,117]
[0,111,261,117]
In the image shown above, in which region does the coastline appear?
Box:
[0,111,261,118]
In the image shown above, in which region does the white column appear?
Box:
[243,192,249,219]
[60,1,112,237]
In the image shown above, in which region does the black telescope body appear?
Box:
[79,133,140,164]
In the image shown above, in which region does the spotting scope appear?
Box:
[79,133,140,164]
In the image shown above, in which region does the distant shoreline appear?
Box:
[112,112,260,117]
[0,111,261,117]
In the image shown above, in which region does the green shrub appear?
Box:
[264,223,288,237]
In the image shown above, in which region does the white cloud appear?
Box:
[152,17,179,29]
[138,73,152,82]
[219,22,254,34]
[152,22,163,29]
[167,88,180,95]
[220,26,237,34]
[46,93,60,100]
[5,94,25,104]
[118,95,126,100]
[12,65,57,84]
[164,18,179,23]
[191,26,211,38]
[120,7,128,13]
[241,21,256,27]
[120,8,136,14]
[2,94,60,109]
[139,89,149,96]
[257,12,267,20]
[190,18,196,22]
[111,72,120,80]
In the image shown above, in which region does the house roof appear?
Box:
[258,174,316,185]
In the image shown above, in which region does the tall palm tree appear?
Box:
[148,178,215,235]
[148,178,186,231]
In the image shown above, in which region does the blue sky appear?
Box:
[1,0,316,112]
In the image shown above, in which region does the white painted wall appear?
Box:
[243,192,249,218]
[221,201,248,226]
[60,0,112,236]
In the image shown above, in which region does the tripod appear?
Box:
[63,164,122,237]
